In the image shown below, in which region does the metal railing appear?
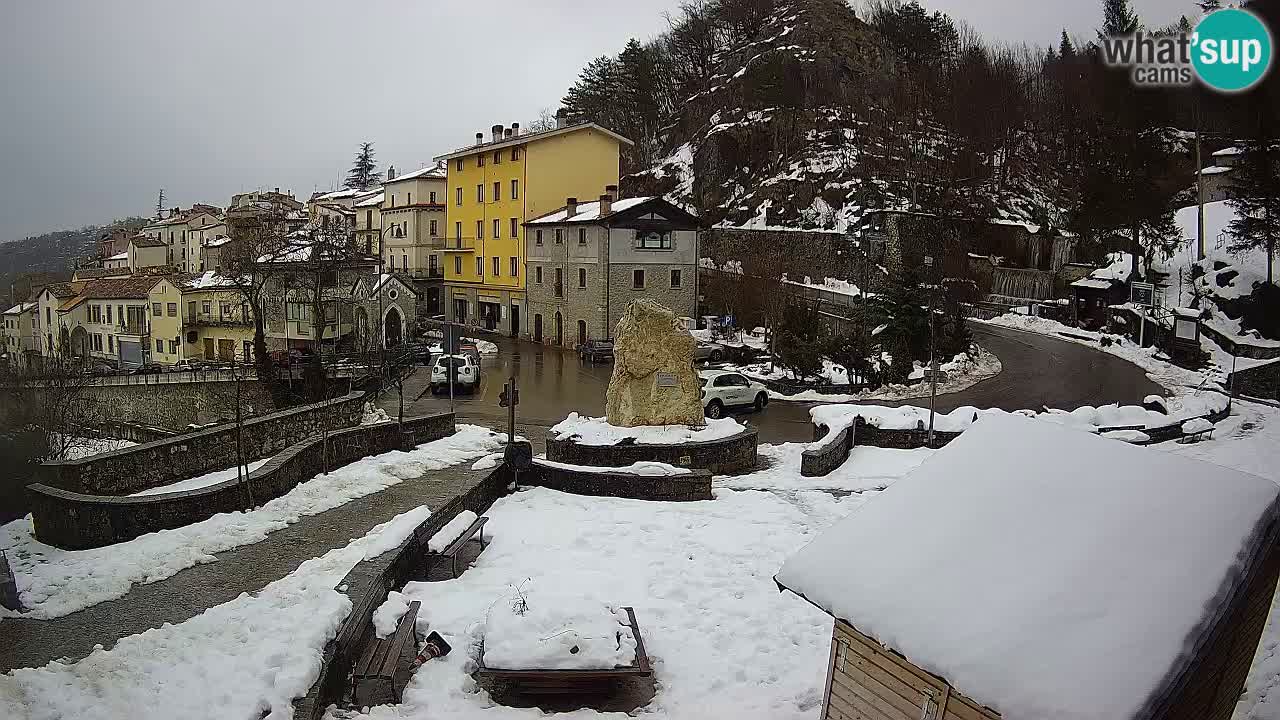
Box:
[184,312,252,328]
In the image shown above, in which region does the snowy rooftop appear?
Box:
[3,302,36,315]
[525,197,651,225]
[777,413,1279,720]
[386,163,446,183]
[354,192,384,208]
[1070,278,1113,290]
[1212,146,1244,157]
[1199,165,1233,175]
[106,251,129,261]
[184,271,238,290]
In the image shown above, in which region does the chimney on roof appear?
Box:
[512,122,520,136]
[565,197,578,218]
[556,108,568,129]
[475,132,484,145]
[274,187,280,194]
[387,165,396,181]
[605,184,618,201]
[491,124,503,143]
[504,127,513,139]
[598,193,612,217]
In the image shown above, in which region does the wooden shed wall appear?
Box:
[822,620,998,720]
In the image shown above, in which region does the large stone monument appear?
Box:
[605,300,705,427]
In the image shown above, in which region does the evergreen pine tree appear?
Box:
[1059,30,1076,60]
[1228,111,1280,286]
[345,142,380,190]
[1100,0,1140,37]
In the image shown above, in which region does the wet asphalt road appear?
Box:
[381,324,1168,446]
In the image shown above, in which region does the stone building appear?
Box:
[524,193,699,348]
[379,163,448,317]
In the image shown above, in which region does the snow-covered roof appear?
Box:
[4,302,36,315]
[385,163,446,183]
[107,251,129,261]
[1212,146,1244,157]
[354,192,384,208]
[313,187,381,202]
[525,197,651,225]
[1070,278,1113,290]
[203,236,232,248]
[184,271,238,290]
[1086,251,1133,284]
[1198,165,1232,175]
[776,413,1279,720]
[434,122,634,162]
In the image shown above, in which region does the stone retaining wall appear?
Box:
[526,461,713,501]
[32,392,368,497]
[545,427,758,474]
[1232,360,1280,401]
[292,464,514,720]
[801,423,856,476]
[27,414,455,550]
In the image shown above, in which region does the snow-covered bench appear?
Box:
[427,511,489,578]
[351,600,421,707]
[1178,417,1216,444]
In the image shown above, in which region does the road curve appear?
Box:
[751,324,1169,443]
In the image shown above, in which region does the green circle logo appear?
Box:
[1193,9,1273,92]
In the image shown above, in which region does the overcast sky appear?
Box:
[0,0,1185,242]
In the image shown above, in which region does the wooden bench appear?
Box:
[351,600,421,707]
[475,606,652,696]
[430,515,489,579]
[1179,427,1215,443]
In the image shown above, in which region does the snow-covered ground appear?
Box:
[51,434,137,460]
[0,506,433,720]
[130,459,270,497]
[534,458,692,476]
[0,425,505,619]
[551,413,746,445]
[715,441,934,493]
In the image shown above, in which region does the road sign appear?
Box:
[1131,281,1156,307]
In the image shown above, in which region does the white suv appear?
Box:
[699,370,769,419]
[430,354,480,394]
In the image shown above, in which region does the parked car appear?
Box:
[405,341,436,365]
[577,340,614,363]
[693,341,725,363]
[131,362,164,375]
[430,354,480,394]
[699,370,769,419]
[171,359,206,372]
[79,360,117,377]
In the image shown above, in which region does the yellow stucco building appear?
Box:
[434,120,632,337]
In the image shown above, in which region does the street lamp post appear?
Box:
[924,255,939,448]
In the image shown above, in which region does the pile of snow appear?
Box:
[427,511,479,553]
[777,413,1280,720]
[1100,429,1150,443]
[0,506,432,720]
[550,413,746,445]
[361,402,392,425]
[470,452,503,470]
[481,586,637,670]
[1181,417,1214,434]
[373,590,411,639]
[0,425,504,619]
[131,459,270,497]
[535,458,692,476]
[716,442,934,494]
[813,403,1002,433]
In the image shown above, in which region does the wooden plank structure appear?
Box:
[475,607,652,696]
[351,600,422,707]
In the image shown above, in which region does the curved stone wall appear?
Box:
[27,414,455,550]
[801,423,856,477]
[527,461,713,501]
[545,427,758,474]
[32,392,368,497]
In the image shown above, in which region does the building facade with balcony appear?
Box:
[434,117,632,337]
[525,195,700,349]
[380,163,448,317]
[181,272,254,363]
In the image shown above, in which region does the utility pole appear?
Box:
[1195,94,1206,262]
[924,256,938,448]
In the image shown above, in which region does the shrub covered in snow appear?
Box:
[550,412,745,445]
[481,585,638,670]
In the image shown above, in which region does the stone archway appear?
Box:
[69,326,89,359]
[384,306,403,348]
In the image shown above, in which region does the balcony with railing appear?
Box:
[441,237,476,252]
[184,312,252,329]
[407,267,446,280]
[117,320,150,337]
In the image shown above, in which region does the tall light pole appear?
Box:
[924,255,939,448]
